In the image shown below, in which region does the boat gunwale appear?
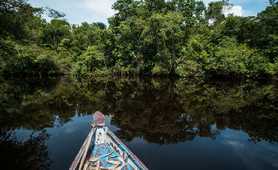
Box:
[70,127,148,170]
[107,128,149,170]
[70,128,96,170]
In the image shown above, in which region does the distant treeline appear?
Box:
[0,0,278,79]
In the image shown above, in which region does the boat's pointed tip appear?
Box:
[94,111,105,127]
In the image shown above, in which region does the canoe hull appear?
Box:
[70,127,148,170]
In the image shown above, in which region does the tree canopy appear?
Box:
[0,0,277,80]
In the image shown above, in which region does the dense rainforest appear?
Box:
[0,0,278,80]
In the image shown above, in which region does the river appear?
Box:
[0,77,278,170]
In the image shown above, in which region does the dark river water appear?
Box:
[0,77,278,170]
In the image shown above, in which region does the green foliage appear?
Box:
[0,0,278,80]
[46,7,65,18]
[0,39,17,73]
[220,5,278,62]
[176,34,209,77]
[209,37,268,77]
[142,12,184,73]
[73,46,108,78]
[40,19,70,49]
[109,0,206,75]
[151,64,169,76]
[269,0,278,6]
[207,1,228,23]
[177,35,269,78]
[257,5,278,60]
[70,22,107,56]
[0,0,32,39]
[176,59,203,78]
[2,45,60,77]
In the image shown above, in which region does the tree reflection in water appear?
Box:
[91,78,278,143]
[0,129,50,170]
[0,77,278,169]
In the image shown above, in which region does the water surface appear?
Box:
[0,77,278,170]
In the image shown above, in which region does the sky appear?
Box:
[28,0,270,25]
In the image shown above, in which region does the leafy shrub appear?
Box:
[207,37,268,77]
[4,55,59,77]
[176,60,204,78]
[175,34,210,78]
[2,45,60,77]
[73,46,107,77]
[152,64,169,76]
[0,39,17,74]
[176,36,269,78]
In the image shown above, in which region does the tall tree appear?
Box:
[40,19,71,49]
[269,0,278,6]
[207,0,229,24]
[0,0,42,39]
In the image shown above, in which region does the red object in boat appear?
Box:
[94,111,105,126]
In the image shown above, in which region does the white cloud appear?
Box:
[222,5,243,17]
[84,0,116,19]
[202,0,217,5]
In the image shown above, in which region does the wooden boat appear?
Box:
[70,111,148,170]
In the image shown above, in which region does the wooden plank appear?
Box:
[70,128,96,170]
[107,129,149,170]
[79,128,95,170]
